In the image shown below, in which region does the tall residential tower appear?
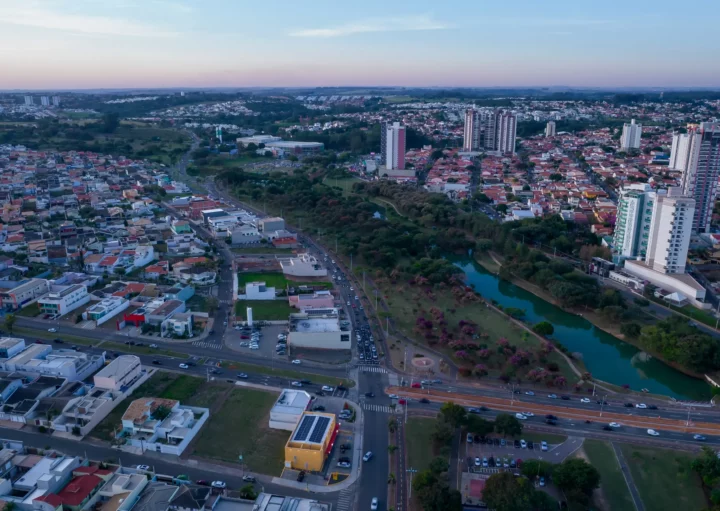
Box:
[620,119,642,151]
[612,183,657,262]
[384,122,406,171]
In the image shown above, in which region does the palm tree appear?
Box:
[4,314,16,334]
[387,445,397,454]
[388,473,396,485]
[388,418,397,434]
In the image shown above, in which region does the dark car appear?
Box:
[209,330,215,335]
[624,403,634,408]
[493,438,500,446]
[53,338,64,343]
[648,405,658,410]
[300,379,312,384]
[545,414,557,420]
[602,425,613,431]
[487,438,494,445]
[297,471,305,482]
[196,480,209,486]
[337,385,347,391]
[315,390,325,396]
[597,400,608,405]
[480,406,489,412]
[420,398,430,404]
[545,419,557,426]
[514,440,521,448]
[365,392,375,398]
[513,390,521,395]
[527,441,534,450]
[338,457,350,463]
[151,360,161,365]
[561,395,570,400]
[313,405,326,412]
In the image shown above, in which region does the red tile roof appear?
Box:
[37,475,103,507]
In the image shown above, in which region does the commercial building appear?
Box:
[231,224,262,245]
[288,290,334,311]
[269,389,312,431]
[545,121,556,138]
[612,183,657,262]
[670,122,720,233]
[0,279,50,311]
[264,140,324,156]
[384,122,406,170]
[279,254,327,277]
[284,411,339,472]
[37,284,90,316]
[94,355,142,391]
[145,299,185,325]
[3,345,105,381]
[258,217,286,233]
[84,297,130,326]
[287,308,351,350]
[0,337,26,358]
[254,494,330,511]
[620,119,642,150]
[161,311,194,338]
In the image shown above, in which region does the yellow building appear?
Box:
[285,412,338,472]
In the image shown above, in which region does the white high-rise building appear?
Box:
[52,96,60,107]
[24,96,33,106]
[496,110,517,155]
[545,121,556,138]
[40,96,50,107]
[463,109,479,151]
[620,119,642,151]
[670,123,720,233]
[612,183,658,262]
[384,122,406,170]
[644,189,695,275]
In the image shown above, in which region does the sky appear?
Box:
[2,0,720,90]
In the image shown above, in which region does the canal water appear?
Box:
[455,257,712,400]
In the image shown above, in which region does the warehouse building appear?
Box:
[285,411,338,472]
[269,389,311,431]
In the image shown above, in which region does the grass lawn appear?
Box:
[192,387,289,476]
[16,303,41,317]
[579,440,635,511]
[323,177,361,197]
[620,444,706,511]
[405,417,437,472]
[235,300,294,320]
[186,295,210,313]
[232,247,294,255]
[220,360,354,388]
[238,272,289,288]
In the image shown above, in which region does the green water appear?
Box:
[456,257,712,400]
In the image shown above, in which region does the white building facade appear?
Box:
[385,122,406,170]
[645,190,695,274]
[612,184,657,262]
[620,119,642,150]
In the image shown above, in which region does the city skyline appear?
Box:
[2,0,720,89]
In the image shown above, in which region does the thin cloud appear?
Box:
[0,5,178,37]
[290,15,449,38]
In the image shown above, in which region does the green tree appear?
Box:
[692,447,720,488]
[239,484,257,499]
[439,402,467,427]
[153,405,172,421]
[532,321,554,336]
[494,414,523,437]
[417,482,462,511]
[553,458,600,496]
[431,419,455,446]
[620,322,642,338]
[101,112,120,133]
[428,456,449,475]
[482,472,535,511]
[466,415,494,437]
[4,314,16,334]
[520,459,554,479]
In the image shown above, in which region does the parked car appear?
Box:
[291,359,302,365]
[196,480,209,486]
[545,419,557,425]
[467,433,473,444]
[636,403,648,409]
[524,391,535,396]
[297,471,305,482]
[370,498,378,511]
[337,461,351,468]
[151,360,161,365]
[48,328,57,333]
[211,481,226,489]
[291,381,303,387]
[515,413,527,420]
[322,386,334,392]
[242,475,256,483]
[647,429,660,436]
[136,465,150,471]
[520,440,527,449]
[541,441,548,451]
[693,434,707,441]
[411,383,421,389]
[236,373,248,379]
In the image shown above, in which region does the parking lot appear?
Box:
[462,435,561,473]
[226,323,290,361]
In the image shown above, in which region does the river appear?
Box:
[455,258,712,400]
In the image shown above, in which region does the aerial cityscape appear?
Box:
[2,2,720,511]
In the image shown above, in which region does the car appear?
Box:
[337,461,351,468]
[522,412,534,417]
[527,441,534,450]
[488,457,495,468]
[493,438,500,446]
[500,439,506,447]
[694,434,707,441]
[411,382,422,388]
[53,338,64,343]
[365,392,375,398]
[636,403,647,409]
[363,451,373,462]
[211,481,226,489]
[179,363,189,369]
[561,395,570,400]
[480,406,490,411]
[136,465,150,471]
[520,440,527,449]
[503,458,509,468]
[209,330,215,335]
[337,385,347,391]
[545,414,557,420]
[241,335,249,339]
[467,433,473,444]
[291,359,302,365]
[624,402,634,408]
[249,345,259,350]
[648,404,658,410]
[297,471,305,482]
[547,394,557,399]
[486,438,493,445]
[541,441,548,451]
[602,425,613,431]
[510,459,516,468]
[389,394,399,399]
[432,379,443,384]
[420,398,430,404]
[322,386,334,392]
[524,391,535,396]
[242,475,256,483]
[313,405,326,411]
[580,398,591,403]
[482,457,488,467]
[291,381,303,387]
[515,413,527,420]
[596,400,608,405]
[151,360,161,365]
[398,399,407,405]
[370,498,378,511]
[300,379,312,384]
[546,419,557,425]
[474,457,481,466]
[467,407,481,414]
[609,422,621,428]
[647,429,660,436]
[196,479,209,486]
[539,476,546,487]
[48,328,57,333]
[514,440,521,448]
[236,373,248,379]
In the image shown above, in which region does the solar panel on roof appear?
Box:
[293,415,314,442]
[309,417,330,443]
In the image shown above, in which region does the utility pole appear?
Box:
[407,468,418,500]
[599,394,608,417]
[335,235,338,254]
[363,271,366,290]
[350,253,353,271]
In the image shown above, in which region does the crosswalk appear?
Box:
[361,366,387,373]
[336,487,354,511]
[192,341,223,350]
[363,403,395,414]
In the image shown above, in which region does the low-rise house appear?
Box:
[278,254,327,277]
[161,312,193,338]
[0,278,50,311]
[93,356,142,391]
[244,282,276,300]
[288,290,334,311]
[37,285,90,317]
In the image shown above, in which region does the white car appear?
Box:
[250,345,259,350]
[541,441,548,451]
[580,398,591,403]
[48,328,57,333]
[547,394,557,399]
[322,386,334,392]
[370,498,378,511]
[524,391,535,396]
[149,344,158,348]
[136,465,150,471]
[347,301,351,306]
[609,422,621,428]
[388,394,399,399]
[522,412,534,417]
[636,403,648,409]
[292,359,302,365]
[520,439,527,448]
[515,413,527,420]
[179,363,189,369]
[647,429,660,436]
[291,381,302,387]
[363,451,373,462]
[211,481,226,489]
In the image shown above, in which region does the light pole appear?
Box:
[510,383,517,405]
[599,394,608,417]
[686,407,694,427]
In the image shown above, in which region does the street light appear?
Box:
[599,394,608,417]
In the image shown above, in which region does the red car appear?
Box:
[241,335,249,339]
[411,382,421,388]
[398,399,407,405]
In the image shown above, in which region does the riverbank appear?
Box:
[475,251,708,382]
